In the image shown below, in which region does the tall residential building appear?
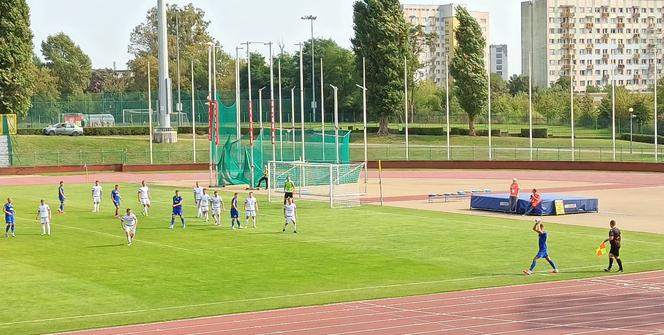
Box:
[402,3,490,85]
[522,0,664,92]
[490,44,509,80]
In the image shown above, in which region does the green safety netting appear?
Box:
[214,97,351,187]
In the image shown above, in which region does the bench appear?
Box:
[428,189,492,203]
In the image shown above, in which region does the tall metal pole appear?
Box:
[571,52,575,161]
[320,58,325,161]
[156,0,174,142]
[330,85,340,164]
[528,0,534,161]
[191,60,196,163]
[291,87,296,158]
[655,49,659,163]
[243,42,256,188]
[446,54,451,160]
[612,54,616,162]
[298,43,306,161]
[404,57,409,160]
[302,15,317,124]
[278,52,284,160]
[487,53,492,160]
[268,42,276,165]
[147,62,153,164]
[235,46,243,141]
[207,44,212,186]
[212,44,218,186]
[176,12,182,126]
[356,57,368,191]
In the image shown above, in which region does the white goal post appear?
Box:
[122,109,191,126]
[267,161,366,208]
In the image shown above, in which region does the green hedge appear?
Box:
[18,126,211,136]
[620,133,664,144]
[520,128,548,138]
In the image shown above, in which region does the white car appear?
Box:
[42,123,84,136]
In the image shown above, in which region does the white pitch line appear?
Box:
[3,264,664,328]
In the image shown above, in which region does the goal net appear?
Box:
[267,161,366,208]
[122,109,191,126]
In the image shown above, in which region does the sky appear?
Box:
[27,0,523,75]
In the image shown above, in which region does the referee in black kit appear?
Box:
[603,220,624,273]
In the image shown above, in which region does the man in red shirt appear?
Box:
[509,178,519,213]
[523,189,542,216]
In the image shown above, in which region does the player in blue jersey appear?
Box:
[111,185,121,217]
[230,193,240,230]
[169,190,185,229]
[523,218,559,275]
[57,181,65,214]
[4,198,15,237]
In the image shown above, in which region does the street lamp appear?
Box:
[301,15,317,123]
[629,108,636,154]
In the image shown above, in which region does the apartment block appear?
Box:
[490,44,509,80]
[522,0,664,92]
[402,3,490,85]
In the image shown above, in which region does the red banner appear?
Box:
[208,99,213,141]
[270,99,276,145]
[215,101,220,145]
[248,100,254,145]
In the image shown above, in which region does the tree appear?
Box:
[534,88,566,124]
[30,55,60,121]
[88,69,132,93]
[41,33,92,97]
[352,0,411,135]
[490,73,509,96]
[127,3,232,94]
[507,74,529,96]
[450,6,487,135]
[552,76,571,91]
[575,94,597,128]
[413,80,442,121]
[0,0,34,116]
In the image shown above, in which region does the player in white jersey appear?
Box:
[210,190,224,226]
[282,197,297,233]
[35,199,52,236]
[199,188,211,222]
[137,180,151,216]
[120,208,138,246]
[193,182,204,218]
[244,192,258,228]
[91,180,103,213]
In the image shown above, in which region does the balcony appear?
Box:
[602,33,610,40]
[587,64,594,70]
[602,54,610,60]
[618,64,625,70]
[562,22,574,29]
[602,12,609,19]
[633,33,641,39]
[563,44,574,50]
[603,74,610,80]
[633,53,641,61]
[617,22,625,29]
[634,74,642,80]
[618,43,625,50]
[586,43,594,50]
[585,23,594,29]
[563,33,574,40]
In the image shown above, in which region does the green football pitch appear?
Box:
[2,183,664,334]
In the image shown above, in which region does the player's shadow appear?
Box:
[86,243,126,248]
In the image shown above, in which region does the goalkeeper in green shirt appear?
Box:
[283,176,295,204]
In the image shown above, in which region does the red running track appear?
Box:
[58,271,664,335]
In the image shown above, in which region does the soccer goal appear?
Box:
[267,161,366,208]
[122,109,191,126]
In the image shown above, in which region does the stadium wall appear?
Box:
[0,163,208,175]
[0,161,662,176]
[366,161,664,173]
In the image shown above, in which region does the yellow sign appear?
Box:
[0,114,17,135]
[554,200,565,215]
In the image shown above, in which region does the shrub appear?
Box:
[620,133,664,144]
[520,128,548,138]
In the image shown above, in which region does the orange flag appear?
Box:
[596,242,607,256]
